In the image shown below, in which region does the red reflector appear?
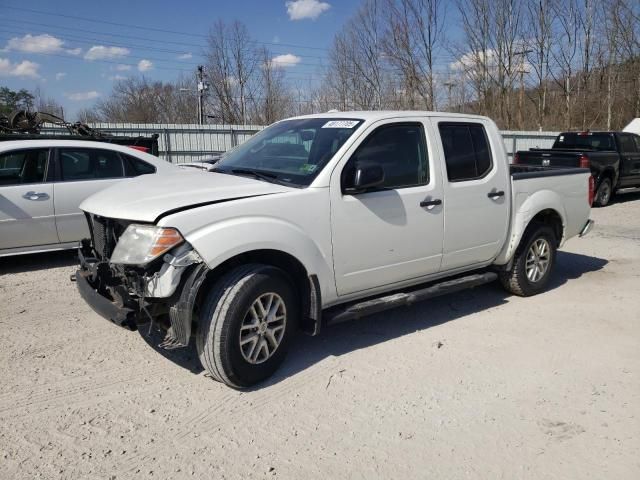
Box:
[513,152,520,164]
[128,145,149,152]
[588,175,595,206]
[579,154,590,169]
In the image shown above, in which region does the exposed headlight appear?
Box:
[110,224,184,265]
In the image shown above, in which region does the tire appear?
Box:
[196,264,297,388]
[499,223,557,297]
[593,177,612,207]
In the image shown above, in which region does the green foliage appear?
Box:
[0,86,35,116]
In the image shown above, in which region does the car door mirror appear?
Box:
[344,164,385,194]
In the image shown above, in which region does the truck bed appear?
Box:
[510,164,590,179]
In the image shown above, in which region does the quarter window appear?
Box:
[439,123,493,181]
[122,154,156,176]
[345,123,429,190]
[0,149,48,186]
[59,149,124,181]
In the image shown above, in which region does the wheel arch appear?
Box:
[597,167,617,188]
[194,249,322,336]
[494,189,567,266]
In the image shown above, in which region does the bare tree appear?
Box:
[93,76,198,123]
[456,0,493,116]
[384,0,445,110]
[549,0,580,129]
[255,48,293,124]
[206,20,259,124]
[524,0,554,130]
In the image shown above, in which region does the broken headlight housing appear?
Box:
[110,224,184,265]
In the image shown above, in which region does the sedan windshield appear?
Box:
[214,118,364,186]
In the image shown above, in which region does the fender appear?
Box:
[494,189,567,266]
[178,215,337,304]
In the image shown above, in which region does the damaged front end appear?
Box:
[74,213,208,348]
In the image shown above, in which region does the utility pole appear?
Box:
[197,65,207,125]
[513,49,532,130]
[443,80,457,112]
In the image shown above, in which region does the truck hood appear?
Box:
[80,170,295,222]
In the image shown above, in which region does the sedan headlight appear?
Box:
[110,224,184,265]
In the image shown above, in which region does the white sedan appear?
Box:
[0,139,175,257]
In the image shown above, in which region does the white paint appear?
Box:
[78,111,591,307]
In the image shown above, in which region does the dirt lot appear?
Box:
[1,195,639,480]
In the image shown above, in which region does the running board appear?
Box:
[324,272,498,326]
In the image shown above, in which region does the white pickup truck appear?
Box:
[75,111,594,388]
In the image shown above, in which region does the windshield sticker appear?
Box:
[559,135,564,142]
[299,164,318,174]
[322,120,359,129]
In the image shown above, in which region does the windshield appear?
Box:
[553,133,615,151]
[214,118,364,186]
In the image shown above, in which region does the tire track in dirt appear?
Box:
[113,360,341,476]
[0,365,166,418]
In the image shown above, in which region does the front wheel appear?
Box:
[196,264,297,388]
[499,223,557,297]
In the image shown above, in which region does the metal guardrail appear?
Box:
[40,122,559,164]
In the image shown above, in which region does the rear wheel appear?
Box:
[593,177,612,207]
[500,223,557,297]
[196,264,297,388]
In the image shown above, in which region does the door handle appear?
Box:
[487,190,505,199]
[420,198,442,208]
[22,191,49,201]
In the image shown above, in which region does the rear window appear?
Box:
[553,133,615,151]
[439,123,493,182]
[60,148,124,181]
[618,134,638,153]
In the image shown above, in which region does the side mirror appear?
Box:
[344,164,385,194]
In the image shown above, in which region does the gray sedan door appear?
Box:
[0,148,58,250]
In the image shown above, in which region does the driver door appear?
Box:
[330,120,444,296]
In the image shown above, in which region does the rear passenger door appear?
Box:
[433,120,509,271]
[53,148,127,243]
[0,148,58,250]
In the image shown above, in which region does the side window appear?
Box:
[59,149,124,181]
[345,123,429,190]
[618,134,637,153]
[633,135,640,152]
[122,154,156,176]
[0,149,48,186]
[439,123,493,182]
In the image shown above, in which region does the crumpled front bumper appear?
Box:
[75,268,138,330]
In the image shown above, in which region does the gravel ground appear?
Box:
[1,194,639,480]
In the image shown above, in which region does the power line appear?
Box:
[0,38,328,83]
[1,4,331,51]
[0,30,333,72]
[0,17,329,60]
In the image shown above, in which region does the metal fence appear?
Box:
[42,122,559,163]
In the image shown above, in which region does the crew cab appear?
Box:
[515,130,640,207]
[74,112,594,388]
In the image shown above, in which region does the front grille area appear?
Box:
[85,213,128,260]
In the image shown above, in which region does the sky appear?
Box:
[0,0,461,119]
